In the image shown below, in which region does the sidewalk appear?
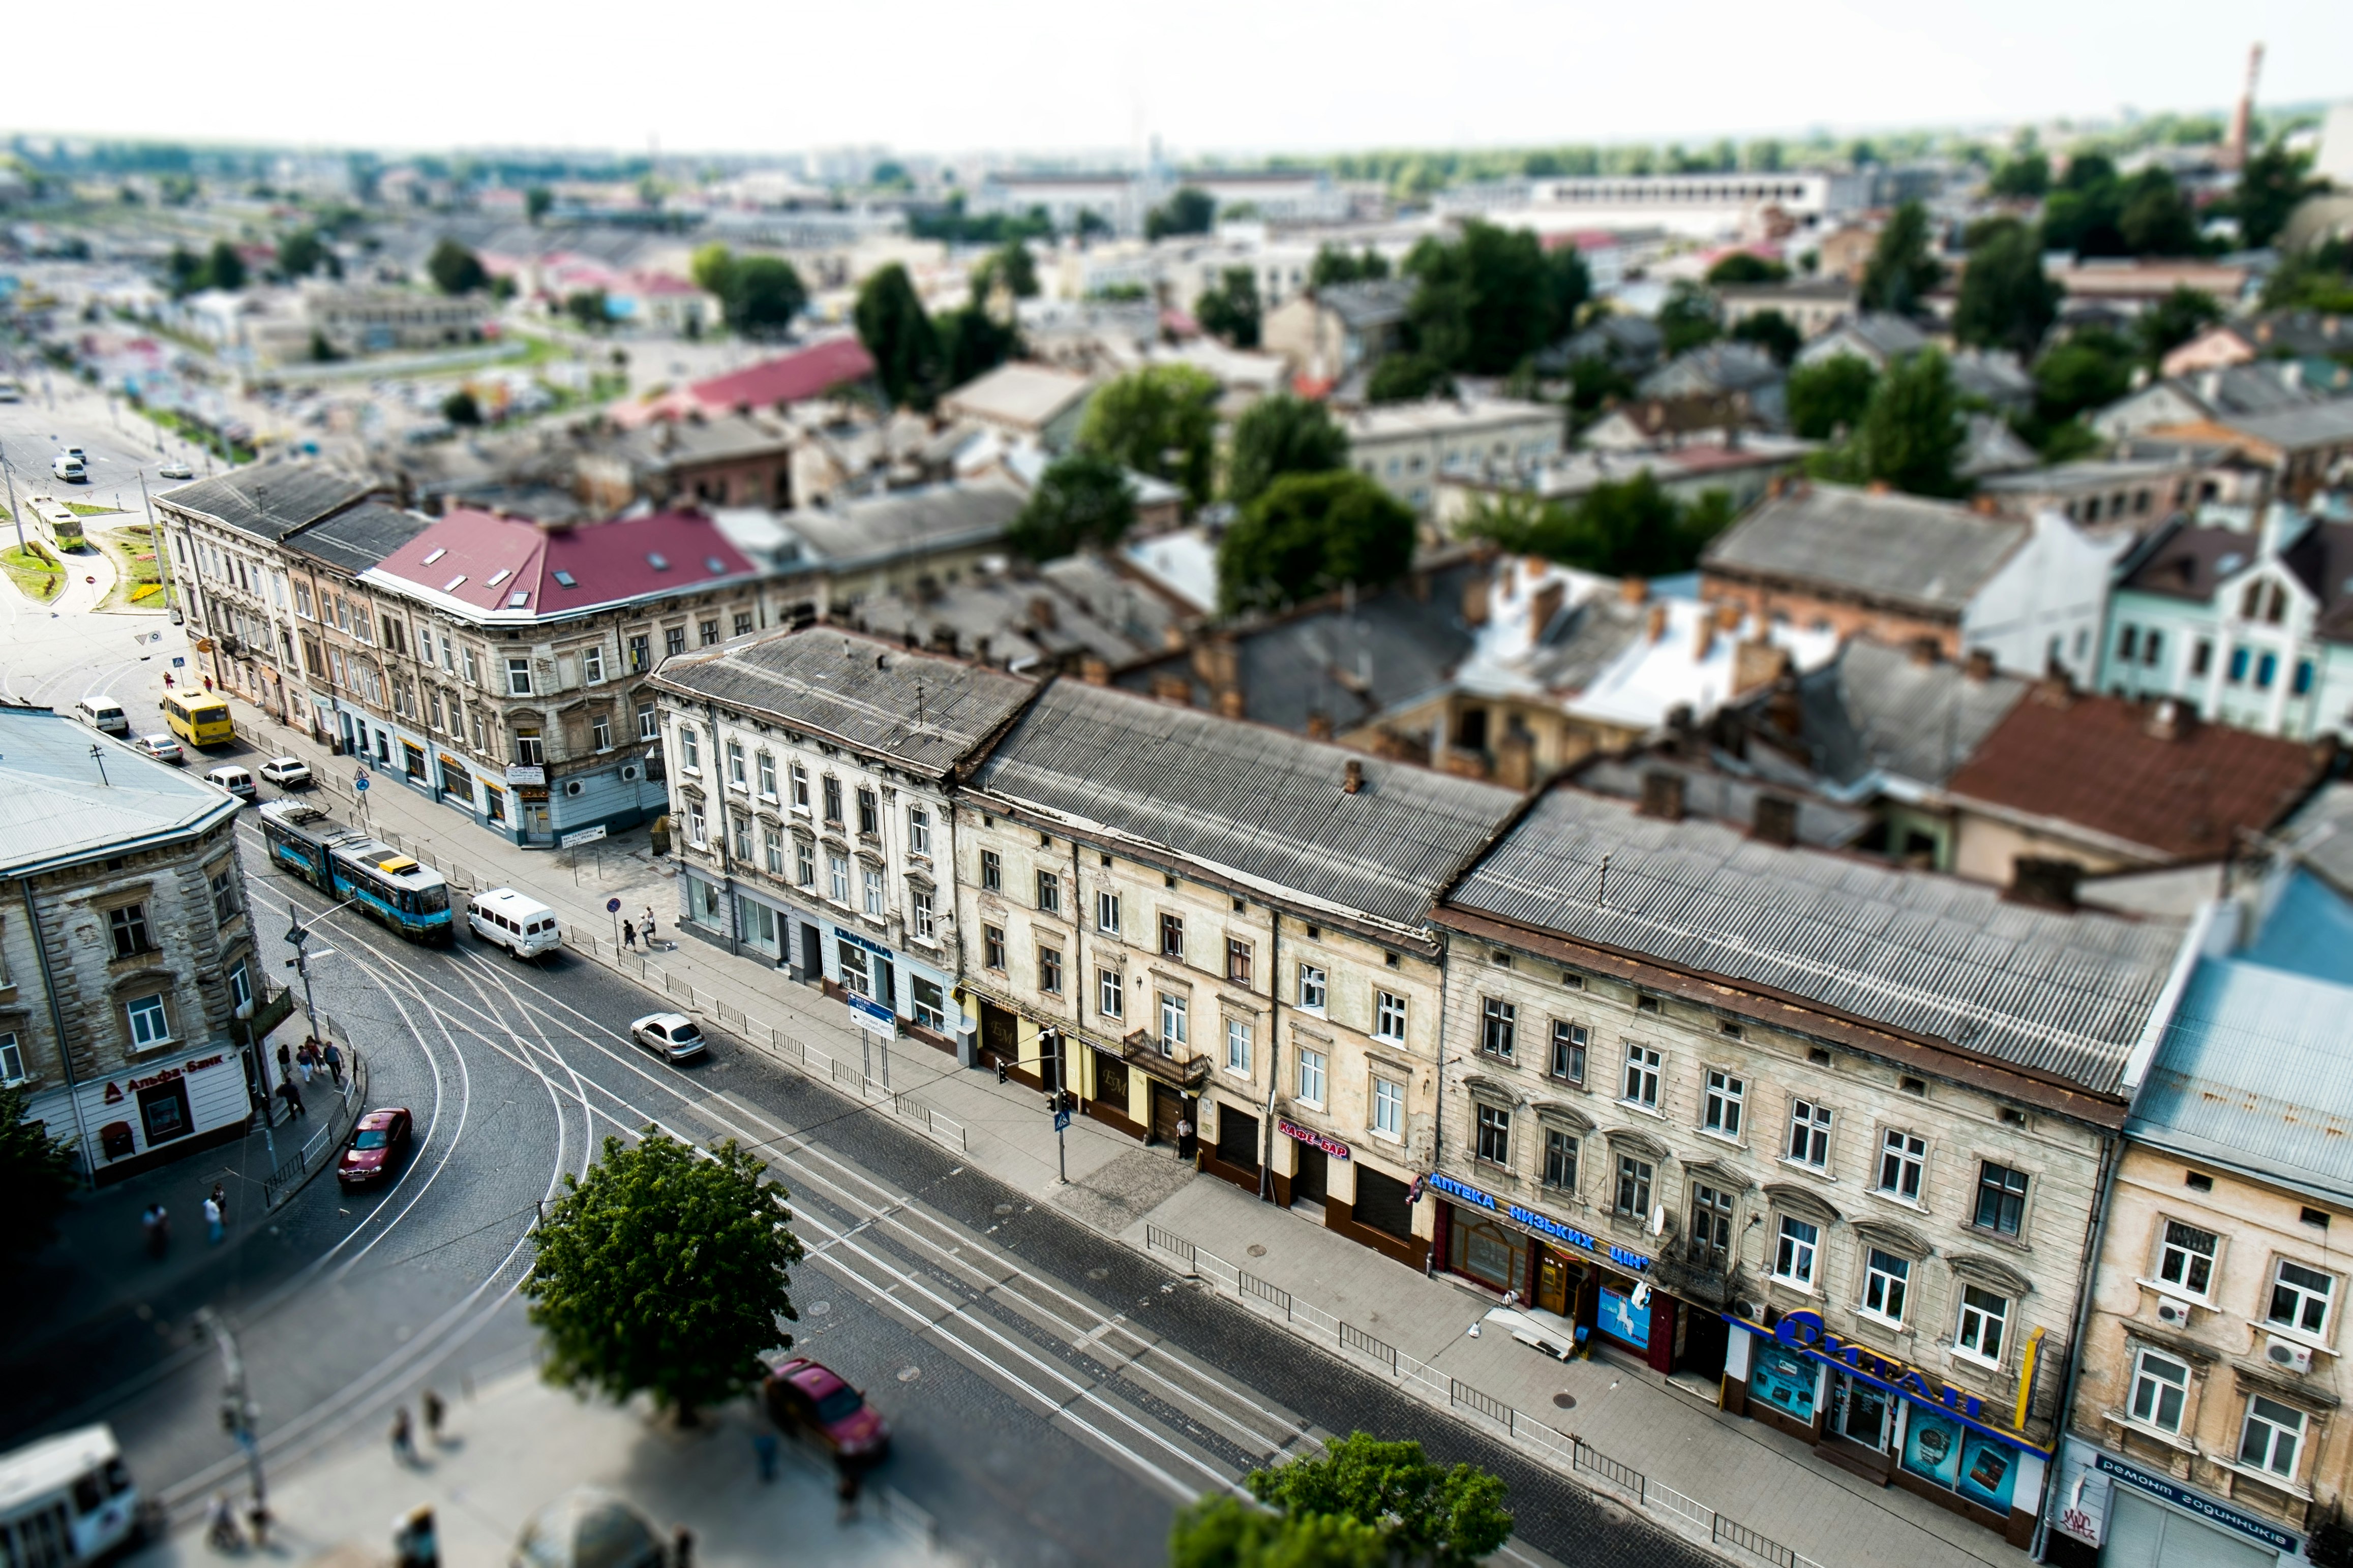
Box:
[130,1362,944,1568]
[223,712,2030,1568]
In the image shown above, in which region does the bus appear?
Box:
[161,693,233,749]
[27,496,84,552]
[0,1424,147,1568]
[256,801,455,945]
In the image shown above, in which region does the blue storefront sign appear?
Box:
[833,925,893,958]
[1747,1309,2049,1459]
[846,993,895,1030]
[1425,1172,1652,1273]
[2093,1451,2298,1554]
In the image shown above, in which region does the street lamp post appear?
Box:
[196,1308,266,1525]
[2,451,22,554]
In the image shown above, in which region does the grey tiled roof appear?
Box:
[0,706,242,876]
[2222,399,2353,450]
[1702,483,2028,614]
[971,681,1521,927]
[1788,637,2030,790]
[650,628,1038,777]
[286,502,433,574]
[783,480,1023,571]
[1443,785,2185,1095]
[1317,279,1414,331]
[155,462,381,542]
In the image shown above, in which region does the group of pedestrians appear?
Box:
[389,1389,447,1465]
[621,906,660,951]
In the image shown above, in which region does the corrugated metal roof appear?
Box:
[286,502,432,574]
[155,462,381,543]
[972,682,1522,927]
[1443,786,2184,1095]
[1703,484,2028,616]
[783,480,1023,572]
[2130,954,2353,1204]
[651,628,1037,777]
[0,707,240,875]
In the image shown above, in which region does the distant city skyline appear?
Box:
[12,0,2351,163]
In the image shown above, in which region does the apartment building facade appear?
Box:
[2,705,275,1182]
[1426,782,2188,1549]
[649,630,1037,1050]
[957,679,1518,1267]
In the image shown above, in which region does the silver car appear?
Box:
[628,1012,707,1062]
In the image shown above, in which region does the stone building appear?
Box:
[1426,779,2189,1549]
[649,629,1038,1052]
[0,704,278,1181]
[956,678,1519,1267]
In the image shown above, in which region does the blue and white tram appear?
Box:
[256,801,455,945]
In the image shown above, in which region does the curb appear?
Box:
[262,1020,369,1212]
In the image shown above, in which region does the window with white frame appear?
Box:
[1861,1250,1910,1324]
[1160,993,1188,1055]
[764,826,785,876]
[592,715,612,751]
[1097,890,1120,933]
[1475,1103,1510,1165]
[757,751,777,799]
[1782,1098,1830,1168]
[637,703,657,742]
[2239,1396,2307,1480]
[908,807,931,857]
[1622,1043,1661,1108]
[125,993,171,1050]
[686,803,708,848]
[1036,869,1060,914]
[910,888,935,941]
[2158,1220,2218,1298]
[506,656,533,696]
[731,814,752,860]
[1550,1020,1586,1083]
[1704,1069,1744,1136]
[1774,1216,1819,1286]
[2129,1349,2190,1433]
[1298,1048,1327,1105]
[1878,1129,1926,1200]
[862,867,885,917]
[584,644,605,684]
[679,728,701,771]
[827,853,850,905]
[1099,968,1123,1018]
[1373,1075,1403,1136]
[2268,1259,2334,1337]
[0,1031,22,1085]
[1297,963,1326,1011]
[795,841,814,887]
[1955,1286,2008,1363]
[790,761,809,810]
[1481,996,1515,1059]
[1374,991,1407,1042]
[1225,1018,1252,1074]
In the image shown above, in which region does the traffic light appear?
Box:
[995,1058,1008,1084]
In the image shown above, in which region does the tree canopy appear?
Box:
[1147,187,1216,240]
[2136,287,2224,367]
[936,303,1019,390]
[1226,394,1349,509]
[1169,1497,1386,1568]
[1807,347,1966,497]
[1309,245,1390,289]
[691,245,809,336]
[1858,200,1944,316]
[1785,355,1879,441]
[855,263,944,409]
[2235,143,2321,251]
[1656,281,1722,357]
[526,187,554,224]
[1240,1434,1513,1568]
[1463,473,1737,579]
[970,241,1040,305]
[1951,219,2062,356]
[1007,452,1137,561]
[523,1130,802,1419]
[1365,353,1456,405]
[2032,327,2135,428]
[0,1085,78,1258]
[1194,267,1262,348]
[1986,151,2051,199]
[1077,363,1220,507]
[276,228,333,280]
[2044,160,2203,259]
[427,237,488,296]
[1217,471,1416,616]
[1402,220,1588,375]
[1728,309,1800,365]
[1705,252,1790,286]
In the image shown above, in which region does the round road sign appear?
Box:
[607,898,622,913]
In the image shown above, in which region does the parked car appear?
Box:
[51,453,84,483]
[764,1359,889,1460]
[337,1108,413,1190]
[202,764,256,802]
[628,1012,706,1062]
[257,756,313,788]
[131,734,184,765]
[157,462,193,480]
[74,696,129,735]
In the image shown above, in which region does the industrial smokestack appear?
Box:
[2225,42,2265,170]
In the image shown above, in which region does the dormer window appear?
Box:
[552,570,578,588]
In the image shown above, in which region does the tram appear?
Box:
[257,800,455,945]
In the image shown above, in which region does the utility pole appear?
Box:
[197,1308,267,1522]
[3,450,22,554]
[140,469,177,618]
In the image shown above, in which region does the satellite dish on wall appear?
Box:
[1647,1205,1667,1237]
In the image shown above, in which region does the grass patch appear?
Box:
[133,404,256,465]
[65,502,120,517]
[3,543,64,602]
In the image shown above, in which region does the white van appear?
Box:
[74,697,129,736]
[469,888,562,959]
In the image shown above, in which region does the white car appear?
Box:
[158,462,193,480]
[629,1012,707,1062]
[132,733,185,765]
[257,756,313,788]
[203,764,256,801]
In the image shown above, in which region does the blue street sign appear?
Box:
[171,656,185,667]
[846,993,895,1030]
[354,776,370,791]
[607,898,622,913]
[1053,1109,1072,1132]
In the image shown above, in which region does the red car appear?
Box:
[764,1358,890,1460]
[337,1108,413,1189]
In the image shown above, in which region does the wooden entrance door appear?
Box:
[1535,1249,1576,1316]
[1149,1082,1183,1144]
[979,1001,1018,1069]
[1094,1051,1130,1119]
[1292,1142,1329,1205]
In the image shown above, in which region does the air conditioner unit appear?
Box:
[2265,1335,2315,1375]
[2155,1296,2195,1329]
[1734,1299,1762,1322]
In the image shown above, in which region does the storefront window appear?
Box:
[1901,1409,2021,1514]
[1748,1341,1818,1422]
[1597,1282,1650,1349]
[1447,1210,1528,1297]
[1830,1371,1892,1451]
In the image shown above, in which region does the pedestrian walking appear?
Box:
[278,1078,306,1118]
[671,1525,694,1568]
[142,1203,170,1258]
[210,1182,229,1227]
[323,1039,344,1088]
[622,919,637,951]
[277,1040,293,1084]
[752,1429,778,1483]
[202,674,214,692]
[394,1505,437,1568]
[206,1493,241,1550]
[297,1053,314,1087]
[203,1193,223,1245]
[420,1388,445,1444]
[642,907,657,946]
[389,1405,415,1464]
[163,672,174,691]
[246,1501,272,1549]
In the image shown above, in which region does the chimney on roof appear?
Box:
[1765,675,1803,739]
[1462,571,1491,627]
[1216,688,1246,719]
[1907,636,1940,667]
[1715,600,1744,633]
[2035,662,2074,708]
[1969,494,2000,516]
[1306,711,1335,740]
[2005,856,2084,912]
[1646,603,1669,642]
[2146,696,2193,742]
[1528,579,1565,639]
[1752,792,1800,848]
[1342,758,1366,794]
[1080,656,1110,686]
[1151,672,1191,705]
[1964,647,1997,682]
[1619,576,1649,606]
[1639,768,1686,822]
[1695,620,1716,661]
[1028,594,1058,631]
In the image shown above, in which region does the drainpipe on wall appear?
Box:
[1260,905,1281,1203]
[20,877,98,1189]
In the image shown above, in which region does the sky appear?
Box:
[13,0,2352,160]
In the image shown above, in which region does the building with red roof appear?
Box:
[613,337,877,427]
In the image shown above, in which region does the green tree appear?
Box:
[1565,354,1634,427]
[1007,452,1137,560]
[2262,240,2353,313]
[1403,221,1588,374]
[1786,355,1879,440]
[205,240,248,292]
[524,1129,802,1420]
[564,290,609,332]
[1729,309,1801,365]
[0,1084,79,1258]
[726,256,808,335]
[526,187,553,224]
[854,263,943,409]
[277,228,329,279]
[166,244,205,297]
[442,388,482,425]
[2235,143,2321,250]
[690,241,738,300]
[1169,1496,1387,1568]
[1705,252,1790,285]
[2118,168,2201,257]
[1309,245,1390,288]
[936,303,1018,389]
[2032,327,2134,427]
[1656,281,1722,356]
[1217,471,1416,615]
[1463,473,1733,578]
[1987,151,2051,198]
[1226,394,1349,509]
[1077,364,1220,506]
[1951,219,2063,356]
[1146,187,1216,240]
[1244,1433,1513,1568]
[971,241,1039,305]
[1809,348,1965,497]
[1195,267,1262,348]
[2136,287,2224,367]
[1364,352,1456,404]
[1858,200,1943,316]
[427,237,488,295]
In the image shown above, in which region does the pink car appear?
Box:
[764,1358,890,1460]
